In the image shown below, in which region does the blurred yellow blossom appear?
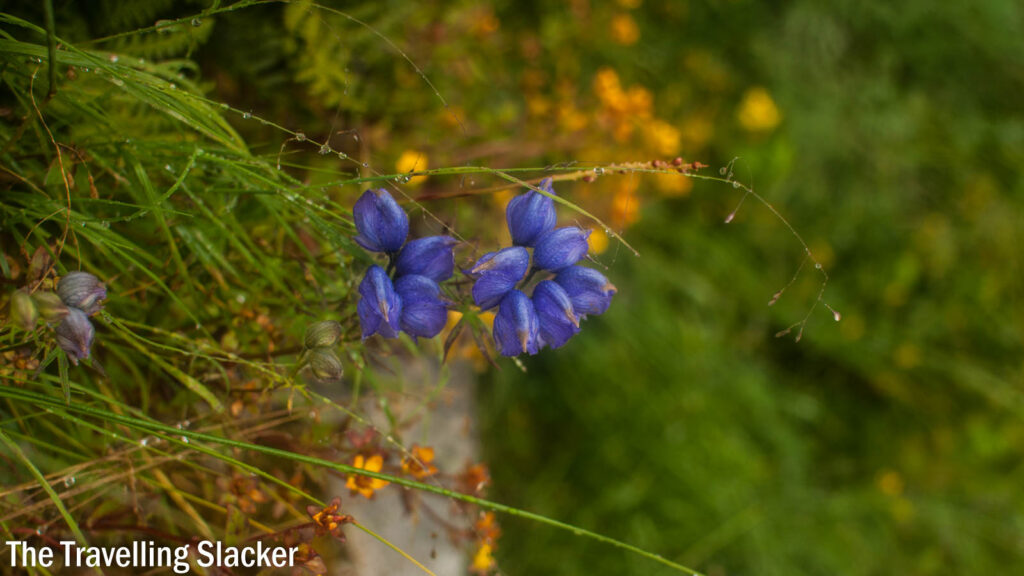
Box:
[654,172,693,196]
[395,150,429,186]
[645,119,681,156]
[737,87,781,132]
[611,13,640,45]
[346,454,390,499]
[594,68,625,109]
[470,542,496,574]
[588,227,609,254]
[626,86,653,118]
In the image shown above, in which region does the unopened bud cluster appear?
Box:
[9,272,106,365]
[302,320,344,383]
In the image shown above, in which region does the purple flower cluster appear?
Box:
[471,178,616,357]
[353,189,455,341]
[55,271,107,365]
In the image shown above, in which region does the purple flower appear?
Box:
[394,274,449,339]
[357,266,402,339]
[57,271,106,315]
[353,189,409,253]
[55,307,94,365]
[394,236,456,282]
[554,266,616,316]
[506,178,556,247]
[493,290,540,357]
[470,246,530,310]
[532,280,580,349]
[532,226,591,272]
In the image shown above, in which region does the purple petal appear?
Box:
[357,266,402,339]
[493,290,540,357]
[56,307,95,365]
[470,246,530,309]
[554,266,616,317]
[533,280,580,349]
[533,227,591,272]
[352,189,409,253]
[395,236,457,282]
[394,275,449,339]
[506,178,557,247]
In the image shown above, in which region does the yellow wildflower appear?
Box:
[588,227,609,255]
[644,119,680,156]
[395,150,429,186]
[346,454,390,499]
[737,87,781,132]
[611,13,640,45]
[469,542,496,574]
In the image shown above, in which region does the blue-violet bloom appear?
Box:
[394,236,457,282]
[394,274,449,339]
[506,178,556,247]
[532,226,591,272]
[532,280,580,349]
[58,271,106,315]
[470,246,530,310]
[357,265,402,339]
[56,307,95,365]
[353,189,409,253]
[554,266,617,316]
[493,290,541,357]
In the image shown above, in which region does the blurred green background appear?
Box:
[6,0,1023,574]
[472,1,1024,575]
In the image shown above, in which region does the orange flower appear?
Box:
[458,463,491,495]
[346,454,390,499]
[401,444,439,479]
[307,497,352,540]
[475,512,502,544]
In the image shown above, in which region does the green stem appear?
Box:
[42,0,56,98]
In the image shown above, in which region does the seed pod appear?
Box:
[304,320,343,349]
[307,348,344,383]
[55,308,95,365]
[10,289,38,331]
[33,291,70,324]
[57,271,106,315]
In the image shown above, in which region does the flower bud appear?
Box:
[352,189,409,253]
[470,246,530,310]
[394,236,457,282]
[554,266,616,317]
[307,348,344,383]
[33,291,70,324]
[57,271,106,315]
[55,307,95,365]
[532,280,580,349]
[506,178,557,247]
[357,265,402,339]
[493,290,540,357]
[532,227,591,272]
[304,320,343,349]
[10,289,38,331]
[394,274,449,340]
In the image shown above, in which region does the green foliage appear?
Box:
[480,0,1024,575]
